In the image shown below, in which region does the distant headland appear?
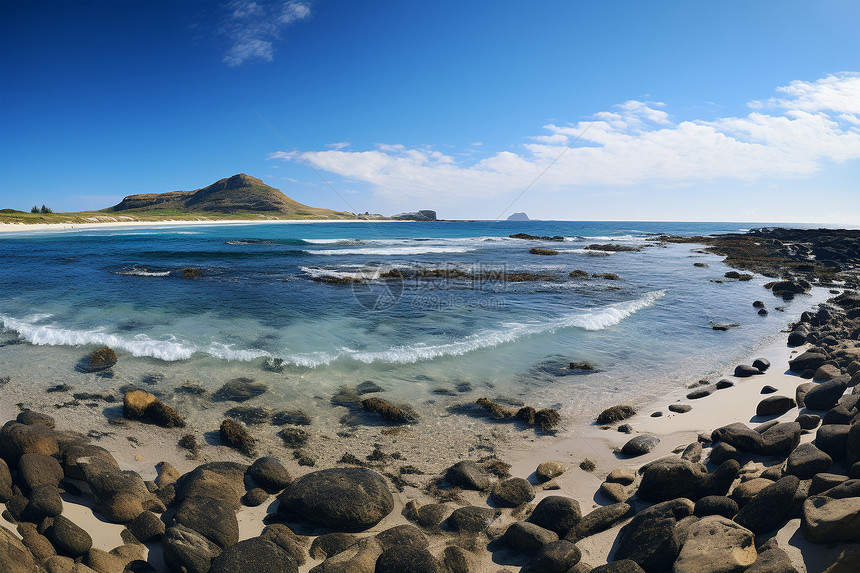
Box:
[0,174,436,225]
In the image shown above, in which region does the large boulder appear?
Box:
[49,515,93,557]
[804,376,851,411]
[446,506,498,533]
[573,503,632,539]
[490,477,534,507]
[801,495,860,543]
[530,540,582,573]
[621,435,660,456]
[745,538,799,573]
[712,422,800,456]
[528,496,581,537]
[308,537,382,573]
[502,521,558,552]
[174,496,239,549]
[0,421,60,461]
[208,537,299,573]
[785,443,832,479]
[18,452,64,490]
[734,476,800,534]
[673,516,756,573]
[162,524,222,573]
[174,462,248,509]
[816,424,851,460]
[848,422,860,466]
[756,396,796,417]
[614,499,693,571]
[637,458,738,502]
[444,460,489,490]
[0,457,12,502]
[277,468,393,531]
[79,457,154,523]
[375,546,442,573]
[789,350,828,373]
[248,457,291,492]
[0,527,39,573]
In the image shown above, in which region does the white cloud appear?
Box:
[222,1,310,66]
[326,142,350,150]
[267,73,860,202]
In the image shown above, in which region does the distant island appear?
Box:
[0,174,435,224]
[507,212,529,221]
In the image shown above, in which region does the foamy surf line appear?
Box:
[0,290,664,366]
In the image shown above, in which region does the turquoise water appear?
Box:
[0,221,827,426]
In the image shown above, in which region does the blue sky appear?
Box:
[2,1,859,223]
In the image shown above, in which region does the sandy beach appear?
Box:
[0,218,403,234]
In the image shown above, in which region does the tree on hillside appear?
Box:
[31,205,39,213]
[40,205,52,214]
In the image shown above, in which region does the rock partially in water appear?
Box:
[213,378,267,402]
[360,398,417,424]
[219,419,256,456]
[596,404,636,425]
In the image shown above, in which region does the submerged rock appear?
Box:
[123,390,185,428]
[360,397,417,423]
[213,378,267,402]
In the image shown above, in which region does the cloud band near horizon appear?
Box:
[268,73,860,202]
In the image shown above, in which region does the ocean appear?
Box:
[0,220,829,442]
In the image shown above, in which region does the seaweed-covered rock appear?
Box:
[87,347,118,371]
[277,467,393,531]
[490,477,534,507]
[123,390,185,428]
[596,405,636,424]
[444,460,489,490]
[213,378,268,402]
[360,397,417,423]
[219,419,255,456]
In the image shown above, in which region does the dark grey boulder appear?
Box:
[709,442,740,466]
[810,473,848,495]
[745,538,799,573]
[208,537,299,573]
[620,435,659,456]
[796,413,820,430]
[715,379,734,390]
[416,503,450,529]
[573,502,632,539]
[490,477,534,507]
[502,521,558,552]
[446,506,498,533]
[614,499,692,572]
[173,461,248,509]
[592,560,646,573]
[248,457,291,492]
[735,365,761,378]
[824,404,858,425]
[375,524,427,550]
[530,539,581,573]
[50,515,92,557]
[756,396,796,417]
[528,495,581,537]
[444,460,489,490]
[694,495,739,519]
[0,527,39,573]
[25,484,63,521]
[788,331,807,346]
[761,385,778,394]
[796,382,815,408]
[820,479,860,499]
[18,452,64,490]
[309,532,356,560]
[786,443,832,479]
[242,487,269,507]
[753,358,771,371]
[637,458,738,502]
[375,546,442,573]
[174,497,239,549]
[669,404,692,413]
[162,524,222,573]
[130,510,165,542]
[277,467,393,531]
[804,376,851,411]
[789,350,828,372]
[734,475,800,534]
[712,422,801,456]
[801,495,860,544]
[686,387,713,400]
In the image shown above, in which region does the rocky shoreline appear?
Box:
[2,227,860,572]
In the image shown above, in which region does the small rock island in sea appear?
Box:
[507,212,530,221]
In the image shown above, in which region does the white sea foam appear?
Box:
[303,238,365,245]
[565,248,613,256]
[114,266,171,277]
[311,246,476,256]
[299,266,386,280]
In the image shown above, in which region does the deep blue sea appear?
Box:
[0,220,828,433]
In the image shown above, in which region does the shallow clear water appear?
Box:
[0,220,827,427]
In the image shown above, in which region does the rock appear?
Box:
[208,536,298,573]
[536,462,566,482]
[673,515,756,573]
[596,405,636,424]
[79,457,154,523]
[823,546,860,573]
[63,444,119,480]
[734,365,761,377]
[162,524,221,573]
[242,487,269,507]
[730,478,774,507]
[712,422,801,456]
[0,421,60,461]
[785,443,832,479]
[309,533,356,560]
[0,458,11,502]
[360,397,417,424]
[569,270,590,278]
[278,428,309,449]
[375,524,427,550]
[810,473,848,495]
[797,413,821,430]
[638,458,738,502]
[50,515,93,557]
[86,548,126,573]
[16,410,56,428]
[709,442,740,466]
[753,358,771,371]
[715,379,734,389]
[0,526,40,573]
[530,540,581,573]
[174,462,248,509]
[502,521,558,552]
[600,482,631,502]
[795,382,815,408]
[669,404,692,413]
[308,537,382,573]
[444,460,489,490]
[814,364,842,381]
[789,351,828,373]
[621,435,659,456]
[416,504,449,528]
[573,502,632,539]
[18,522,55,562]
[225,406,271,425]
[760,385,778,394]
[442,546,472,573]
[375,546,441,573]
[848,423,860,466]
[491,477,534,507]
[804,376,851,411]
[87,347,117,371]
[592,562,645,573]
[129,510,165,542]
[802,495,860,543]
[213,378,267,402]
[27,484,63,520]
[277,467,393,531]
[569,361,595,371]
[122,390,185,427]
[694,496,739,519]
[530,248,559,256]
[219,419,255,456]
[681,442,703,463]
[174,496,238,549]
[19,452,64,490]
[446,506,498,533]
[756,396,796,417]
[745,538,798,573]
[528,496,581,537]
[248,457,291,492]
[260,523,306,566]
[686,387,713,399]
[733,475,800,534]
[607,468,636,485]
[820,479,860,499]
[614,499,693,572]
[788,331,807,346]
